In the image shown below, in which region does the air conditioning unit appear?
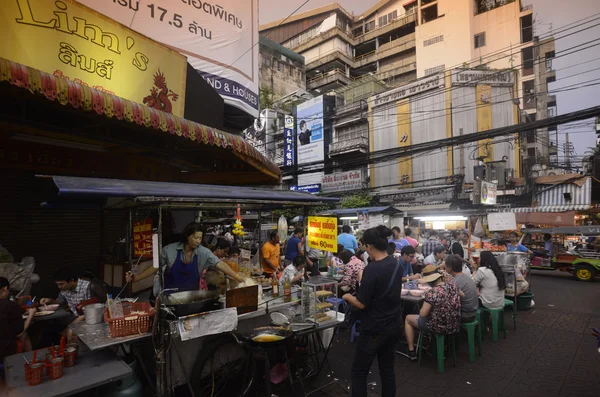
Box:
[544,169,566,176]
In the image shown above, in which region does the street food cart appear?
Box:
[36,175,343,397]
[522,226,600,281]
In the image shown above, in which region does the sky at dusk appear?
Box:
[259,0,600,162]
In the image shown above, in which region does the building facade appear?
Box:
[259,0,558,201]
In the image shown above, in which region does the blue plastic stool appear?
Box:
[350,320,361,342]
[326,297,345,312]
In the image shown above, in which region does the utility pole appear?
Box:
[565,133,571,169]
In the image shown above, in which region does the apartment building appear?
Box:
[260,2,419,94]
[260,0,557,199]
[244,36,307,168]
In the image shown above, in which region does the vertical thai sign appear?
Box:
[77,0,259,117]
[284,115,295,167]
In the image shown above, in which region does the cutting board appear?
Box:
[226,285,259,315]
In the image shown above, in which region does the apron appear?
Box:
[164,251,201,292]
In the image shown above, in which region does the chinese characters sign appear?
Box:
[133,219,154,258]
[284,115,295,167]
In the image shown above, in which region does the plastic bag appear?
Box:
[473,217,484,237]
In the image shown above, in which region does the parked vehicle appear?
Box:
[522,226,600,281]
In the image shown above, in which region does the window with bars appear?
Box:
[424,64,445,76]
[474,32,486,49]
[423,35,444,47]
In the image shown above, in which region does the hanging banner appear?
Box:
[358,210,369,231]
[1,0,187,117]
[133,219,154,258]
[284,115,295,167]
[77,0,259,117]
[307,216,338,252]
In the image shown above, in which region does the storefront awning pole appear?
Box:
[303,206,310,274]
[128,209,133,295]
[156,204,166,397]
[467,217,472,260]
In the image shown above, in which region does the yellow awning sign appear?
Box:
[1,0,187,117]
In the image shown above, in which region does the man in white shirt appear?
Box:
[423,245,447,267]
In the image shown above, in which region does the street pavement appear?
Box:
[302,271,600,397]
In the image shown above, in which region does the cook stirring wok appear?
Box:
[126,222,246,296]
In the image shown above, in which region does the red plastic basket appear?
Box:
[24,363,44,386]
[104,302,155,338]
[45,357,64,380]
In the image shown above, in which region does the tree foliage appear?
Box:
[339,192,373,209]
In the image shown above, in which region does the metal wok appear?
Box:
[243,326,294,349]
[164,290,220,317]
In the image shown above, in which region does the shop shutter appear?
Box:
[0,171,105,297]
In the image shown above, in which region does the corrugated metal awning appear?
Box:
[43,175,339,206]
[536,177,591,207]
[395,203,451,216]
[506,204,591,213]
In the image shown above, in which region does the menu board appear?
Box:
[133,219,153,258]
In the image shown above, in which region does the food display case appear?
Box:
[301,276,339,324]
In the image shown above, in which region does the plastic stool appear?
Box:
[478,306,505,342]
[461,320,482,362]
[350,320,360,342]
[418,333,456,373]
[504,298,517,330]
[326,297,344,312]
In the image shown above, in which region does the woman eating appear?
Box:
[127,222,245,297]
[472,251,506,309]
[343,226,403,397]
[280,256,307,286]
[338,250,365,294]
[404,264,462,361]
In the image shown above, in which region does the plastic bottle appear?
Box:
[283,276,292,303]
[271,276,279,298]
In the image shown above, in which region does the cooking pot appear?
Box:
[83,303,105,325]
[164,290,220,317]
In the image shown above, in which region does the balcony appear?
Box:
[353,33,416,69]
[335,100,368,118]
[377,55,417,81]
[289,25,354,54]
[305,49,354,72]
[307,69,351,90]
[355,12,417,45]
[329,136,369,156]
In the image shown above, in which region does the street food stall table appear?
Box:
[28,308,72,323]
[69,321,152,351]
[3,349,131,397]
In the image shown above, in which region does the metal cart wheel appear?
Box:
[191,334,254,397]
